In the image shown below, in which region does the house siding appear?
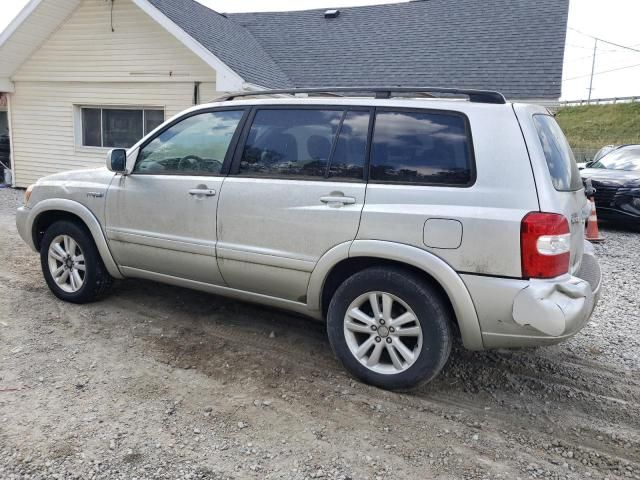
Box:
[13,0,216,82]
[9,0,220,187]
[11,81,217,186]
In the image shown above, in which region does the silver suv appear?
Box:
[16,87,602,390]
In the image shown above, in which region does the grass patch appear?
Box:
[555,103,640,149]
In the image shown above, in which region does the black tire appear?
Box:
[40,220,113,303]
[327,267,452,391]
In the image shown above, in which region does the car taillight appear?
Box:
[520,212,570,279]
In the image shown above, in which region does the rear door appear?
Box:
[514,105,588,273]
[216,106,371,301]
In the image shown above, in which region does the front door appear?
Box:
[216,107,371,301]
[106,109,246,284]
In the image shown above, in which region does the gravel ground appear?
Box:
[0,186,639,480]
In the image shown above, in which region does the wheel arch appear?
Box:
[308,240,484,350]
[28,199,124,279]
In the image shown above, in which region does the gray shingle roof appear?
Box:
[147,0,292,88]
[150,0,569,99]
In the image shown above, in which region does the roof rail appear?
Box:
[214,87,507,104]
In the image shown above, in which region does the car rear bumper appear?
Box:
[461,241,602,349]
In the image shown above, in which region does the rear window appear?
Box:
[238,108,370,181]
[370,110,474,186]
[533,114,582,191]
[239,109,343,178]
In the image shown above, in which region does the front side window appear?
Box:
[81,107,164,148]
[239,109,344,178]
[134,110,244,175]
[533,114,582,191]
[370,110,473,185]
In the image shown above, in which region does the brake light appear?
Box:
[520,212,570,279]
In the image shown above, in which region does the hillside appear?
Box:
[555,102,640,149]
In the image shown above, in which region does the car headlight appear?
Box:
[24,184,35,204]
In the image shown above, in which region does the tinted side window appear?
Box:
[328,110,370,180]
[370,110,473,185]
[533,114,583,191]
[135,110,244,175]
[239,109,343,178]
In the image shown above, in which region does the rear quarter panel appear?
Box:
[358,103,540,277]
[512,104,588,273]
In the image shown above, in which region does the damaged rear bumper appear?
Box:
[461,242,602,349]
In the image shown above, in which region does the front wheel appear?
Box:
[327,267,452,390]
[40,220,113,303]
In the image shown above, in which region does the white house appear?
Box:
[0,0,255,187]
[0,0,570,188]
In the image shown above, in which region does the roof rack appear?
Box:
[214,87,506,104]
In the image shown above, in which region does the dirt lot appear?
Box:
[0,186,639,480]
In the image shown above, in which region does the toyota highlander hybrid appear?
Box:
[17,87,602,390]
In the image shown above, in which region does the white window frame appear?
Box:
[73,105,165,151]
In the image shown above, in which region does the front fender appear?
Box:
[17,199,124,279]
[307,240,484,350]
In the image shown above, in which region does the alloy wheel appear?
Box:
[47,234,86,293]
[343,291,423,375]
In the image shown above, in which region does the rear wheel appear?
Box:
[40,220,113,303]
[327,267,452,390]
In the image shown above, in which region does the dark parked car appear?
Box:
[580,145,640,223]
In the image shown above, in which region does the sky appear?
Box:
[1,0,639,100]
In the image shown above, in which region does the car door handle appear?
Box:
[188,188,216,197]
[320,195,356,205]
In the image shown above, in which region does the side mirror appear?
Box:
[584,177,596,196]
[106,148,127,173]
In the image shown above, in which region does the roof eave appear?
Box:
[0,0,43,49]
[130,0,246,91]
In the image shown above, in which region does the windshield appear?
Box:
[593,145,616,162]
[591,146,640,171]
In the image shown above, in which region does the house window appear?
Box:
[80,107,164,148]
